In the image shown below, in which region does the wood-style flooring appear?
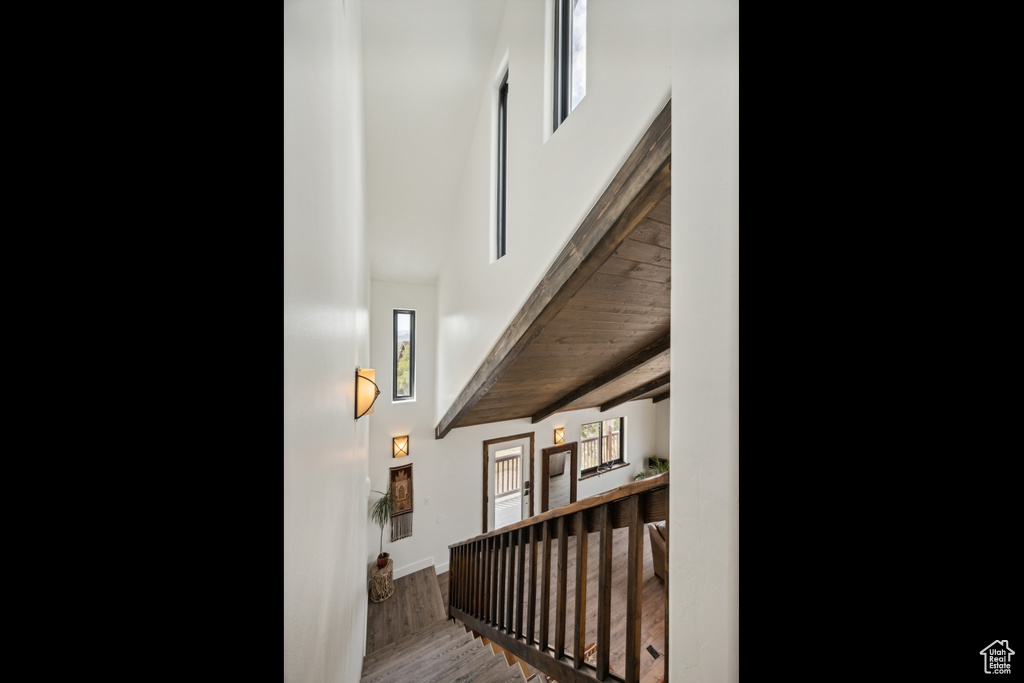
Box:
[365,566,448,655]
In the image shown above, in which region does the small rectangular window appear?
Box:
[554,0,586,131]
[496,70,508,260]
[393,310,415,401]
[580,417,624,475]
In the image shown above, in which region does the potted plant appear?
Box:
[633,455,669,481]
[370,486,394,568]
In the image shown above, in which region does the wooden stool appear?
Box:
[369,558,394,602]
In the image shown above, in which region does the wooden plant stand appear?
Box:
[369,558,394,602]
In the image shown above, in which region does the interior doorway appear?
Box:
[541,441,578,512]
[482,432,535,534]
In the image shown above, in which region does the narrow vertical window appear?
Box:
[496,70,508,260]
[554,0,586,131]
[393,310,415,401]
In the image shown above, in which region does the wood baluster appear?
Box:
[504,532,515,633]
[540,519,552,655]
[449,547,456,616]
[476,540,483,618]
[497,533,507,630]
[481,539,487,620]
[461,544,467,612]
[527,523,538,647]
[555,515,568,661]
[625,495,643,683]
[462,545,468,612]
[596,503,613,680]
[573,509,588,669]
[486,536,495,625]
[493,536,500,625]
[516,526,526,639]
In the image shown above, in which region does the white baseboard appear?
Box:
[384,556,450,579]
[392,555,435,580]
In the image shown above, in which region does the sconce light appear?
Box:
[393,435,409,458]
[355,368,380,419]
[554,428,564,444]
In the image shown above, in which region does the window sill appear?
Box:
[579,462,630,481]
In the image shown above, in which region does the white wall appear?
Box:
[668,0,740,681]
[368,280,664,580]
[655,398,671,462]
[435,0,672,423]
[284,1,371,681]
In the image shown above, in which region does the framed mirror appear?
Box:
[541,441,578,513]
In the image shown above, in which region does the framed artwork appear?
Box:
[390,464,413,514]
[390,464,413,540]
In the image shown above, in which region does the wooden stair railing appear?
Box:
[448,473,668,683]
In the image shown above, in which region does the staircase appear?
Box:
[361,617,528,683]
[361,565,531,682]
[446,474,669,683]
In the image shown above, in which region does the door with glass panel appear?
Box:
[483,434,533,533]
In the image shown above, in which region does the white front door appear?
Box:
[486,436,531,532]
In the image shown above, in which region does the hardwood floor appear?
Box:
[365,566,448,655]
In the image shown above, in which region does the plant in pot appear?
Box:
[370,486,394,568]
[633,455,669,481]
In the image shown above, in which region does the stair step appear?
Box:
[477,656,529,683]
[361,622,474,682]
[361,618,460,670]
[424,647,508,683]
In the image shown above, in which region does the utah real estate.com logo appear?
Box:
[980,640,1014,674]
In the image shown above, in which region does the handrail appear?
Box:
[448,472,668,683]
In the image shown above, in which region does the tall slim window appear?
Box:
[496,70,508,260]
[554,0,586,131]
[393,310,415,401]
[580,417,624,475]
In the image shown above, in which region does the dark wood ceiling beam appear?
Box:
[600,374,671,412]
[653,391,670,403]
[531,334,670,423]
[434,100,672,439]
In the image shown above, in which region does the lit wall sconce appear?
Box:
[554,428,564,444]
[355,368,380,420]
[393,435,409,458]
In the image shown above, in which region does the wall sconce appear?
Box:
[393,435,409,458]
[355,368,380,419]
[554,428,564,444]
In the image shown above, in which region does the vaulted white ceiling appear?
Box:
[361,0,507,285]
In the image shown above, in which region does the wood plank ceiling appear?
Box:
[435,101,672,439]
